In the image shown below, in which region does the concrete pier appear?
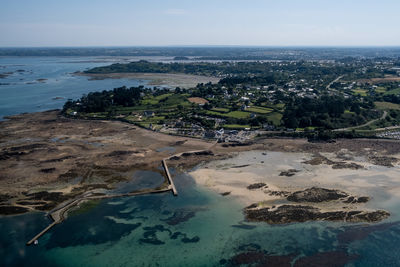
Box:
[162,159,178,196]
[26,222,57,246]
[26,146,216,245]
[26,188,173,246]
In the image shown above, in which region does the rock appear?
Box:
[343,196,370,203]
[331,162,364,170]
[303,154,363,169]
[247,183,267,190]
[221,142,253,147]
[369,156,398,167]
[357,196,370,203]
[231,164,250,168]
[287,187,348,203]
[279,169,299,177]
[246,203,258,209]
[265,190,290,197]
[174,140,187,146]
[40,167,56,173]
[244,204,390,224]
[194,150,214,156]
[181,150,214,157]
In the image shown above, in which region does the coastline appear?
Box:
[1,109,400,223]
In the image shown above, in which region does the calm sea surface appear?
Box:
[1,57,400,266]
[2,171,400,266]
[0,56,152,120]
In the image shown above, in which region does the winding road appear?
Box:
[333,111,387,132]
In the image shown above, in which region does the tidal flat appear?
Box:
[2,111,400,265]
[76,72,220,89]
[190,150,400,223]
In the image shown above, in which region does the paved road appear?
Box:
[334,111,387,132]
[326,75,344,91]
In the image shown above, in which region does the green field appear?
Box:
[352,88,368,96]
[265,112,283,126]
[223,124,251,129]
[375,87,387,93]
[211,107,229,113]
[246,106,273,114]
[375,101,400,110]
[141,93,173,105]
[225,111,251,119]
[384,88,400,96]
[205,110,225,117]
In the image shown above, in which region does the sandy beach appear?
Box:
[189,150,400,223]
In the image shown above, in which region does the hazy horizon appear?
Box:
[1,0,400,47]
[2,45,400,48]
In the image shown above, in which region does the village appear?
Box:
[63,59,400,141]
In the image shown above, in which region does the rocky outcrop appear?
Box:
[244,187,389,224]
[287,187,348,203]
[265,190,290,197]
[369,156,398,167]
[303,154,364,169]
[247,183,267,190]
[279,169,299,177]
[244,205,390,224]
[343,196,370,203]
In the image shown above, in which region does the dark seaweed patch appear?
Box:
[336,221,400,245]
[181,236,200,243]
[231,223,256,230]
[293,251,359,267]
[45,202,142,248]
[160,210,196,225]
[140,225,172,245]
[0,205,30,215]
[237,243,261,251]
[170,231,200,243]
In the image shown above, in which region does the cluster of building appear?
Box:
[377,130,400,140]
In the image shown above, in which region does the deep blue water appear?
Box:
[0,56,151,119]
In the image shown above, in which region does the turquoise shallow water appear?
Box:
[2,172,400,266]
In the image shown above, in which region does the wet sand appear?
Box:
[76,72,220,88]
[0,110,215,214]
[189,150,400,223]
[2,109,400,217]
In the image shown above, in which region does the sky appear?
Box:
[0,0,399,47]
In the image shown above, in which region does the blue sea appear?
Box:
[0,56,151,120]
[1,57,400,266]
